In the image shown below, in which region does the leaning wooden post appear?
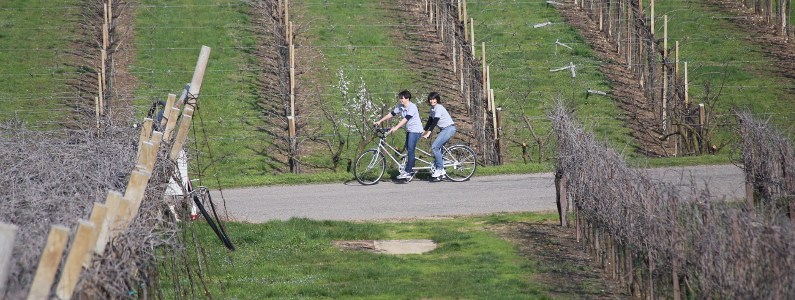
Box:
[162,105,180,142]
[110,198,132,240]
[95,191,122,255]
[0,222,18,297]
[137,118,153,157]
[124,170,152,220]
[26,226,69,300]
[55,221,96,300]
[160,93,177,129]
[186,46,211,110]
[84,203,107,266]
[170,109,194,161]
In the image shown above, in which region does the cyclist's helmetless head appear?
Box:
[398,90,412,106]
[427,92,441,106]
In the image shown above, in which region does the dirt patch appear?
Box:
[333,239,438,254]
[496,221,631,299]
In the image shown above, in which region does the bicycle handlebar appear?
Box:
[373,124,390,136]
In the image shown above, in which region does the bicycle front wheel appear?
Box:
[443,145,477,181]
[354,149,386,185]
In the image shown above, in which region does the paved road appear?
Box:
[211,164,745,223]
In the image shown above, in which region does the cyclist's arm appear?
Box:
[375,112,396,126]
[423,116,439,138]
[390,117,408,133]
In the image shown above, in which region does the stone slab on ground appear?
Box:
[332,239,438,254]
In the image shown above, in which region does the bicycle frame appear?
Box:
[370,130,447,174]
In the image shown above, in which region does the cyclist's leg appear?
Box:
[432,126,456,170]
[405,132,421,174]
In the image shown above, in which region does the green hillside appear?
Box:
[2,0,792,187]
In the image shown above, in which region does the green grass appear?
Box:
[650,1,795,133]
[0,0,83,126]
[132,0,268,185]
[466,1,634,164]
[174,213,559,299]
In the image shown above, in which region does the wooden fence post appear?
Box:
[0,222,18,297]
[111,198,132,239]
[84,203,107,266]
[170,112,194,161]
[160,94,177,129]
[124,170,152,219]
[26,225,69,300]
[137,118,153,156]
[95,191,122,255]
[55,220,96,300]
[162,100,180,141]
[186,46,211,110]
[556,172,568,227]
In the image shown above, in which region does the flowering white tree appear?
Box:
[334,69,387,154]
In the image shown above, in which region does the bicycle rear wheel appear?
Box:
[442,145,477,181]
[354,149,386,185]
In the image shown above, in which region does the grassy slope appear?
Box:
[468,2,633,162]
[4,0,774,188]
[653,1,795,116]
[0,0,82,127]
[132,0,272,188]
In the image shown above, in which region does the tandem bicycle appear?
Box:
[353,126,477,185]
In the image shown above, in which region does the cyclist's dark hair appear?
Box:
[427,92,441,103]
[398,90,412,100]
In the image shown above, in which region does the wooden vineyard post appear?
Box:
[684,62,688,104]
[137,118,153,157]
[170,109,194,161]
[186,46,211,110]
[160,93,177,129]
[162,105,180,142]
[481,42,486,99]
[124,170,152,219]
[84,203,107,266]
[496,108,503,165]
[0,222,18,297]
[96,73,103,116]
[556,172,568,227]
[94,97,100,128]
[95,191,122,255]
[55,220,96,300]
[26,226,69,300]
[111,198,132,240]
[470,18,475,54]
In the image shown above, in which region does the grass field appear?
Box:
[0,0,83,127]
[177,213,563,299]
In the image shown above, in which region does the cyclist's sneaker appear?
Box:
[396,171,410,179]
[432,169,446,178]
[405,171,416,181]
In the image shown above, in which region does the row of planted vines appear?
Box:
[552,102,795,299]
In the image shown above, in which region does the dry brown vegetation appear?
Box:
[553,102,795,299]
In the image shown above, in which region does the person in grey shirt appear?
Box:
[375,90,423,180]
[422,92,456,179]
